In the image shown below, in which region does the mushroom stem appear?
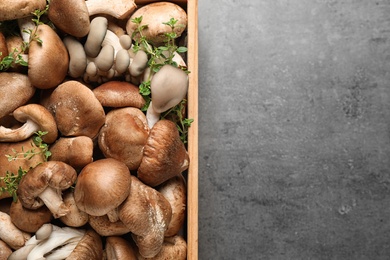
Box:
[106,208,120,223]
[17,16,36,43]
[0,119,40,142]
[85,0,136,19]
[38,187,70,218]
[146,101,161,129]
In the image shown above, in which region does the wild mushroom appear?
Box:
[59,190,89,228]
[0,103,58,143]
[49,136,94,170]
[0,72,35,120]
[74,158,132,222]
[17,161,77,218]
[0,0,46,21]
[105,236,138,260]
[126,2,187,45]
[47,0,90,37]
[92,81,145,109]
[27,24,69,89]
[45,80,106,139]
[158,174,187,237]
[98,107,150,170]
[9,199,53,233]
[85,0,136,19]
[0,211,31,250]
[63,36,88,78]
[137,235,187,260]
[66,229,104,260]
[137,120,189,187]
[146,64,189,128]
[88,215,130,236]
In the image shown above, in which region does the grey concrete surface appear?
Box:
[198,1,390,259]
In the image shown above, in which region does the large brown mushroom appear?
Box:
[137,119,189,187]
[105,236,138,260]
[137,235,187,260]
[0,0,46,21]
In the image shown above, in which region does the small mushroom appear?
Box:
[0,103,58,143]
[27,24,69,89]
[5,35,28,73]
[0,211,31,250]
[105,236,138,260]
[84,16,108,58]
[85,0,136,19]
[129,50,148,77]
[0,72,35,120]
[94,44,115,72]
[0,0,46,21]
[66,229,104,260]
[118,176,172,258]
[98,107,150,170]
[137,120,189,187]
[92,81,145,108]
[88,215,131,237]
[63,35,88,78]
[115,48,131,74]
[47,0,90,37]
[17,161,77,218]
[59,190,89,228]
[74,158,132,222]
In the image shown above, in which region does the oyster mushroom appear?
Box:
[63,36,88,78]
[17,161,77,218]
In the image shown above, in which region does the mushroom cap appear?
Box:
[88,215,130,237]
[93,81,145,108]
[98,107,150,170]
[65,229,103,260]
[0,0,46,21]
[28,24,69,89]
[45,80,106,139]
[84,16,108,58]
[17,161,77,210]
[85,0,137,19]
[9,200,52,233]
[49,136,93,170]
[59,190,89,228]
[63,36,88,78]
[47,0,90,37]
[0,72,35,120]
[126,2,187,45]
[74,158,132,217]
[151,64,189,113]
[11,103,58,143]
[137,235,187,260]
[137,120,189,187]
[105,236,138,260]
[158,174,187,237]
[118,176,172,258]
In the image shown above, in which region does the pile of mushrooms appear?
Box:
[0,0,190,259]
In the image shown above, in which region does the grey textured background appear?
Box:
[197,1,390,259]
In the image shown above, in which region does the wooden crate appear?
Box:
[135,1,199,259]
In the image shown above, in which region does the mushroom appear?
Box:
[118,176,172,258]
[126,2,187,45]
[129,49,148,77]
[65,229,104,260]
[17,161,77,218]
[27,24,69,89]
[105,236,138,260]
[74,158,132,222]
[158,174,187,237]
[47,0,90,37]
[115,48,131,74]
[0,0,46,21]
[5,35,29,73]
[0,32,8,60]
[0,103,58,143]
[146,64,189,128]
[59,190,89,228]
[0,239,12,259]
[88,215,131,236]
[92,81,145,109]
[49,136,94,170]
[137,235,187,260]
[94,44,115,72]
[85,0,136,19]
[0,72,35,120]
[45,80,106,139]
[137,120,189,187]
[0,211,31,250]
[9,199,53,233]
[84,16,108,58]
[98,107,150,170]
[63,36,88,78]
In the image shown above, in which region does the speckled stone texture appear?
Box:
[198,1,390,259]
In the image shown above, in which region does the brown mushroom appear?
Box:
[0,239,12,259]
[98,107,150,170]
[105,236,138,260]
[59,190,89,228]
[66,229,104,260]
[0,103,58,143]
[27,24,69,89]
[74,158,132,222]
[137,235,187,260]
[0,32,8,60]
[0,72,35,120]
[45,80,106,139]
[118,176,172,258]
[137,120,189,187]
[93,81,145,108]
[0,0,46,21]
[17,161,77,218]
[9,199,53,233]
[0,211,31,250]
[88,215,130,237]
[5,35,28,73]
